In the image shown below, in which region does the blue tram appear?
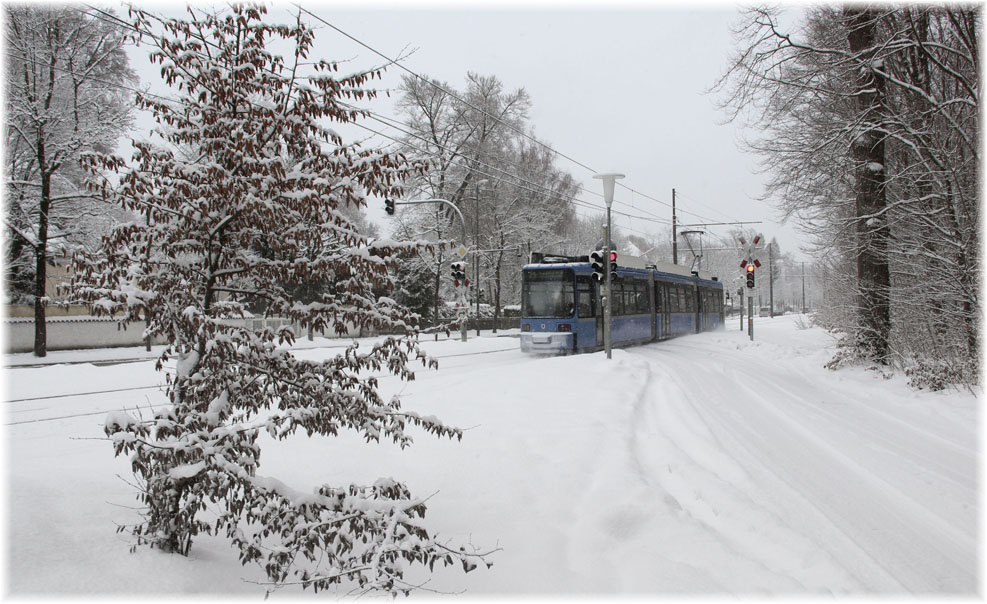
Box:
[519,252,724,354]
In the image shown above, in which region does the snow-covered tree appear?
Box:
[5,5,135,356]
[72,6,489,595]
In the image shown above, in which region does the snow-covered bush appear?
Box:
[73,6,489,595]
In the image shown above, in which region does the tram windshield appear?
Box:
[522,269,575,318]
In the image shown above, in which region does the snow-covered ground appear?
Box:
[3,315,980,596]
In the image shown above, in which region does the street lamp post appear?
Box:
[593,172,624,360]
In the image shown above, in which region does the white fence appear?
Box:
[4,316,366,354]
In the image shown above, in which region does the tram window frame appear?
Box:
[622,279,635,315]
[623,278,641,315]
[521,268,576,318]
[627,280,639,314]
[576,275,595,318]
[635,280,649,314]
[612,281,624,316]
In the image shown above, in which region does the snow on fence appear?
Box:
[3,316,368,354]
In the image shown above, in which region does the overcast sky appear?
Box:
[127,2,808,262]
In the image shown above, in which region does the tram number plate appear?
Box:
[532,335,551,344]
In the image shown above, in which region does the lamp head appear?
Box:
[593,172,625,207]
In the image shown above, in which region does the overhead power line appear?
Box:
[74,4,705,239]
[294,5,727,228]
[350,118,669,228]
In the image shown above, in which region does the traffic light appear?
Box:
[384,198,395,215]
[746,264,755,288]
[590,250,606,283]
[451,262,467,287]
[609,251,619,283]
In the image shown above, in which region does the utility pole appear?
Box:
[768,242,774,318]
[474,182,481,336]
[672,188,678,265]
[801,261,806,313]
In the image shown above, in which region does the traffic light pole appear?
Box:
[388,198,468,341]
[593,172,623,360]
[388,198,467,244]
[739,288,744,332]
[748,297,754,341]
[604,222,613,359]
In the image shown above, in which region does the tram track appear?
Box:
[4,345,520,426]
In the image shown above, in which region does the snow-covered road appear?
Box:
[3,315,979,596]
[629,332,977,593]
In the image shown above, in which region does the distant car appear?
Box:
[759,307,772,317]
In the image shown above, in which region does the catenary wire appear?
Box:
[70,4,706,238]
[295,5,727,226]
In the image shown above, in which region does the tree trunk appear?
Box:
[493,231,504,332]
[33,162,51,358]
[846,7,891,364]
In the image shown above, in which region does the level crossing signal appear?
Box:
[590,250,606,282]
[609,251,619,283]
[451,261,468,287]
[384,198,395,215]
[746,263,756,288]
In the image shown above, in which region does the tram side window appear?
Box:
[677,287,686,312]
[612,281,624,316]
[628,280,639,314]
[576,276,595,318]
[621,278,644,315]
[635,280,650,314]
[623,280,636,315]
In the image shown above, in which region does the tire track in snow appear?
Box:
[633,340,976,593]
[720,364,977,532]
[628,348,863,593]
[724,375,976,593]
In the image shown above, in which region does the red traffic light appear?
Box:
[609,251,618,262]
[746,264,755,273]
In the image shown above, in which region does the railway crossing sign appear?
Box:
[739,234,764,289]
[739,234,763,258]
